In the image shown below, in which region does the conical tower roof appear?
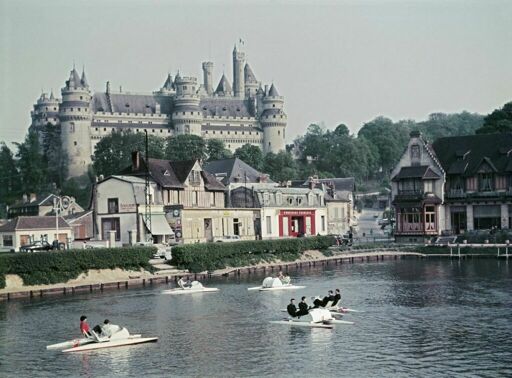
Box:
[268,83,280,96]
[81,68,89,87]
[68,68,81,88]
[244,63,257,83]
[215,74,232,95]
[162,73,173,90]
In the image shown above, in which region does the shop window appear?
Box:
[2,235,13,247]
[101,218,120,241]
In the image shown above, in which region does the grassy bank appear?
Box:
[0,246,156,289]
[171,236,335,273]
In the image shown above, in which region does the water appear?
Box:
[1,258,512,377]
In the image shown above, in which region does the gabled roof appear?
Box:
[8,194,59,209]
[392,166,441,181]
[432,133,512,176]
[0,216,70,232]
[203,158,274,185]
[63,210,93,222]
[120,156,225,191]
[215,74,232,95]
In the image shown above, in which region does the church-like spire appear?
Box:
[50,90,55,100]
[162,73,173,90]
[215,74,232,96]
[268,83,280,97]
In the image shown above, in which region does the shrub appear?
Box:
[171,236,335,273]
[0,246,155,287]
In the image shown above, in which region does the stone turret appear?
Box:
[59,66,93,178]
[30,91,61,146]
[260,83,286,153]
[157,73,175,95]
[232,44,245,98]
[202,61,214,95]
[172,75,203,136]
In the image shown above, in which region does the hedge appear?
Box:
[0,246,156,288]
[171,235,335,273]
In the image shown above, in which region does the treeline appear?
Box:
[0,101,510,216]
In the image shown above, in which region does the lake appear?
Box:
[1,258,511,377]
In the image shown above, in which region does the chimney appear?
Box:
[308,177,315,190]
[132,151,141,171]
[30,193,37,203]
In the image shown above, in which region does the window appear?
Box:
[190,170,201,186]
[192,191,198,206]
[74,141,77,146]
[107,198,119,214]
[266,216,272,234]
[70,122,75,132]
[233,218,240,236]
[479,173,494,191]
[2,235,13,247]
[321,216,326,232]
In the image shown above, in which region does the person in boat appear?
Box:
[277,271,285,281]
[331,289,342,307]
[281,273,291,285]
[287,298,299,317]
[101,319,120,338]
[177,277,192,289]
[80,315,102,337]
[311,296,323,309]
[321,290,335,307]
[296,296,309,317]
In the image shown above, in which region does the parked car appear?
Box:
[20,241,54,252]
[213,235,241,242]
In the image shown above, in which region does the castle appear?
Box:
[30,43,287,178]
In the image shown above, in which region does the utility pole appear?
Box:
[144,130,152,242]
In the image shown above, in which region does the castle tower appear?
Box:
[172,75,203,136]
[59,67,93,178]
[244,63,259,98]
[30,91,60,143]
[260,84,287,153]
[157,73,175,95]
[232,44,245,98]
[202,61,214,95]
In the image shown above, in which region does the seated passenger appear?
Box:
[101,319,120,338]
[281,274,291,285]
[321,290,335,307]
[178,277,192,289]
[277,271,285,281]
[311,296,323,309]
[287,298,299,317]
[331,289,342,306]
[296,296,309,317]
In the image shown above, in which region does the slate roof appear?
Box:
[215,74,232,95]
[268,84,280,96]
[392,166,441,181]
[63,210,93,222]
[0,216,70,232]
[91,93,173,114]
[203,158,274,185]
[121,157,225,191]
[200,98,253,117]
[432,133,512,176]
[244,64,257,83]
[8,194,59,209]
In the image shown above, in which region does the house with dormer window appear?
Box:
[391,132,512,242]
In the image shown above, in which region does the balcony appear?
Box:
[394,189,424,202]
[446,188,466,199]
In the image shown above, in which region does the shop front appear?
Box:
[278,210,316,237]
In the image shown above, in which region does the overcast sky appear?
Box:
[1,0,511,145]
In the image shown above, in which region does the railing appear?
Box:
[398,190,423,195]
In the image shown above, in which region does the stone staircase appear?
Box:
[148,258,188,276]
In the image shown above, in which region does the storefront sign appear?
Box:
[120,204,136,211]
[280,210,315,216]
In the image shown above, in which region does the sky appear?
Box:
[1,0,511,145]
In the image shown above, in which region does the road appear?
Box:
[354,208,387,239]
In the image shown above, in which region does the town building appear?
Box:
[0,216,72,252]
[391,131,512,242]
[30,43,287,179]
[7,193,84,219]
[229,184,328,239]
[92,152,258,244]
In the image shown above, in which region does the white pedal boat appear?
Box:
[248,277,305,291]
[162,281,219,295]
[270,308,354,329]
[47,327,158,353]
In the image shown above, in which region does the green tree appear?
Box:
[93,131,166,176]
[15,131,50,194]
[41,123,67,187]
[0,143,20,215]
[206,139,232,161]
[263,151,298,182]
[165,134,206,161]
[476,102,512,134]
[61,177,92,208]
[234,144,264,170]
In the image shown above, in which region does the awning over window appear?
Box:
[142,214,175,236]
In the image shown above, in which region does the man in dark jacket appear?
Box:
[321,290,335,307]
[287,298,298,317]
[332,289,342,306]
[296,296,309,317]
